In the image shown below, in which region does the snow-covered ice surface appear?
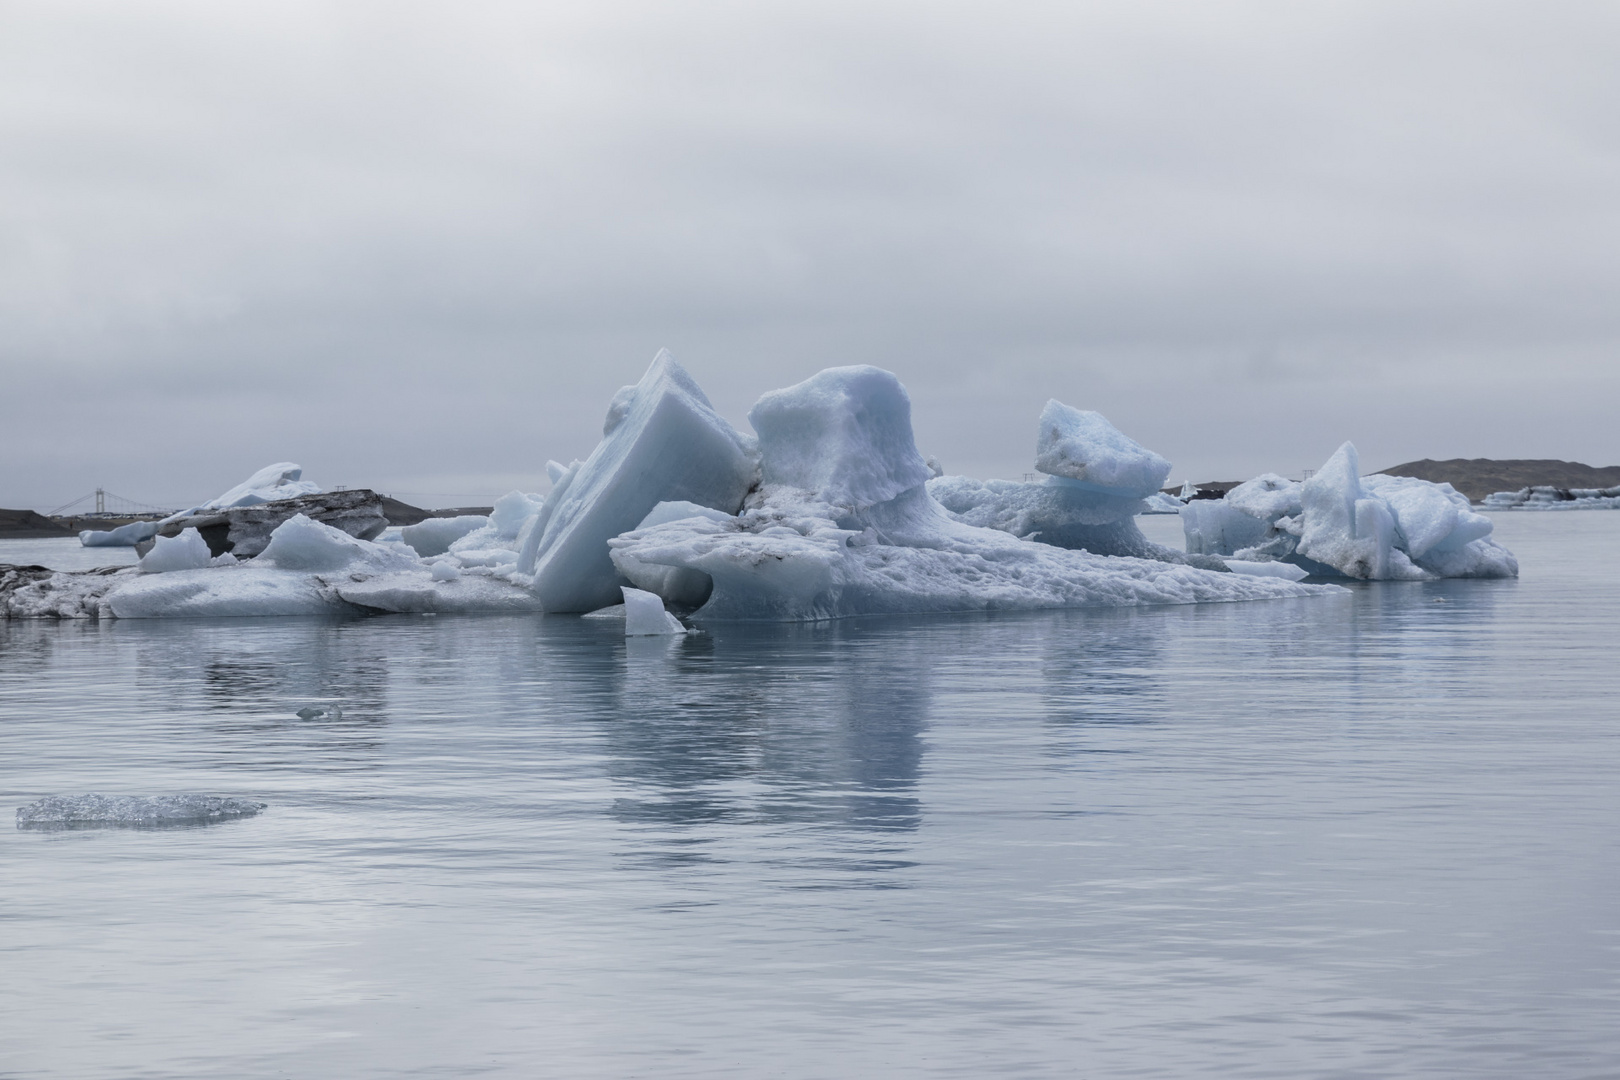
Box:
[16,794,266,829]
[1182,444,1517,581]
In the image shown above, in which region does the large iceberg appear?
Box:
[21,355,1533,623]
[609,367,1331,620]
[1182,443,1517,580]
[521,350,759,612]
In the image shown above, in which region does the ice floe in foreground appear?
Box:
[17,794,266,829]
[8,349,1527,621]
[1183,443,1517,580]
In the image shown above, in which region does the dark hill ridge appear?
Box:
[0,508,75,539]
[1377,459,1620,503]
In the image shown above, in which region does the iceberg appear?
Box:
[138,528,214,574]
[927,400,1223,569]
[399,514,489,558]
[22,355,1526,623]
[1034,400,1171,498]
[610,367,1333,620]
[17,794,266,829]
[163,462,323,522]
[622,586,687,636]
[524,350,758,612]
[1181,444,1517,580]
[79,520,160,547]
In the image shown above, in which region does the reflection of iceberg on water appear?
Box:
[9,348,1521,621]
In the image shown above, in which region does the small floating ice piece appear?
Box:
[16,794,267,829]
[80,520,160,547]
[621,586,686,636]
[1223,559,1310,581]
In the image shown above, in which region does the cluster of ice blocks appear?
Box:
[1481,485,1620,510]
[5,350,1521,623]
[1182,444,1518,580]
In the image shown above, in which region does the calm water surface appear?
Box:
[2,513,1616,1078]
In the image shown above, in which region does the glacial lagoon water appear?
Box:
[2,512,1617,1079]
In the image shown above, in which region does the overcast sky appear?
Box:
[3,0,1617,511]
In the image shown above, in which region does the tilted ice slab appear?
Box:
[1182,444,1516,580]
[17,794,266,829]
[522,350,758,612]
[610,367,1336,620]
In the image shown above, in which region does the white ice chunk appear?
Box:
[1225,474,1302,521]
[259,514,419,574]
[1361,474,1492,558]
[16,794,266,828]
[1034,401,1171,498]
[429,560,461,581]
[138,528,213,574]
[527,350,758,612]
[621,586,687,636]
[1295,444,1426,580]
[1180,499,1274,558]
[79,520,159,547]
[400,515,488,558]
[1223,559,1310,581]
[749,365,930,512]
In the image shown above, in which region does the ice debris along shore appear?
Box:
[1482,485,1620,510]
[16,794,267,829]
[1183,443,1517,580]
[4,349,1518,621]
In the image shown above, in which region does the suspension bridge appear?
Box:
[46,489,178,519]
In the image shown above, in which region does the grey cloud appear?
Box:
[2,0,1617,508]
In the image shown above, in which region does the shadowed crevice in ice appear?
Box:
[16,794,268,830]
